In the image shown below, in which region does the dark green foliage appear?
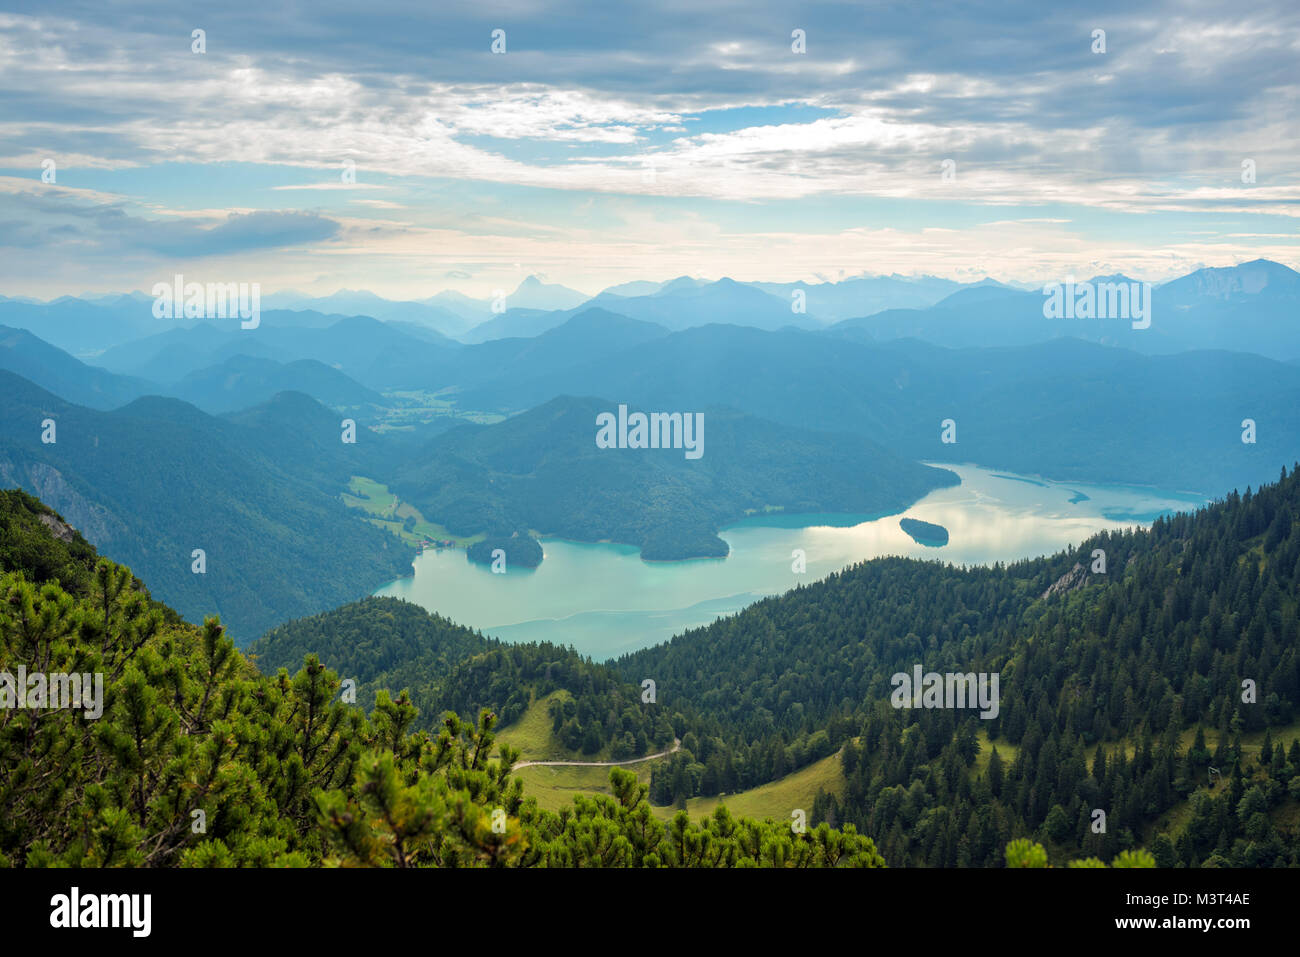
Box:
[169,355,383,414]
[899,517,948,546]
[0,372,409,642]
[618,463,1300,865]
[0,489,99,598]
[454,328,1300,496]
[393,395,956,561]
[250,596,676,755]
[250,596,495,695]
[467,535,543,569]
[0,501,884,868]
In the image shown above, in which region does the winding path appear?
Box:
[511,738,681,771]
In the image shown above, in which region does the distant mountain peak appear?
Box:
[1159,258,1299,302]
[654,276,707,295]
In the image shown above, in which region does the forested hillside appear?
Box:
[251,595,678,759]
[393,394,957,560]
[249,464,1300,867]
[452,328,1300,494]
[0,371,408,641]
[9,394,1291,867]
[0,492,884,868]
[615,465,1300,865]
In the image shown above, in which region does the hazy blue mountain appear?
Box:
[95,321,295,381]
[243,316,460,390]
[459,306,577,343]
[385,321,460,344]
[652,276,710,296]
[0,371,407,642]
[221,388,397,481]
[504,275,591,311]
[356,306,665,393]
[24,259,1297,363]
[874,338,1300,494]
[589,273,988,322]
[363,275,594,337]
[750,274,965,320]
[580,277,820,333]
[449,308,669,385]
[0,325,159,409]
[423,288,490,322]
[3,293,328,354]
[465,277,819,342]
[437,275,590,316]
[451,325,1300,494]
[71,291,155,310]
[92,315,460,392]
[261,289,475,338]
[830,285,1177,351]
[0,295,162,355]
[831,259,1300,359]
[1158,258,1299,304]
[168,354,385,413]
[467,274,1022,339]
[392,394,957,561]
[596,279,675,297]
[1145,259,1300,357]
[90,308,660,396]
[451,323,950,431]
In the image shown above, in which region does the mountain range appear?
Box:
[10,259,1293,357]
[3,257,1300,630]
[391,394,959,560]
[0,372,407,641]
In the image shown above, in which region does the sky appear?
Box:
[0,0,1297,299]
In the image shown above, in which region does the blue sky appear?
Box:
[0,0,1296,298]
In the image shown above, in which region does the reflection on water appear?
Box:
[374,464,1207,661]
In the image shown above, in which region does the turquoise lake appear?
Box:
[374,463,1207,661]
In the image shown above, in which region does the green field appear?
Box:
[371,390,506,436]
[341,475,483,547]
[496,690,666,812]
[496,686,850,825]
[495,690,599,761]
[511,755,846,825]
[659,750,847,824]
[342,476,398,514]
[501,713,1300,839]
[497,704,1023,826]
[1143,719,1300,842]
[513,763,656,814]
[975,729,1019,775]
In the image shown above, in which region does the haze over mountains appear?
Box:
[0,372,407,639]
[831,259,1300,359]
[4,259,1296,357]
[392,395,958,560]
[2,257,1298,638]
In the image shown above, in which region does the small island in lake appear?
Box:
[900,517,949,547]
[467,534,544,569]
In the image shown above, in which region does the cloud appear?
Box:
[0,184,341,257]
[132,210,341,256]
[0,1,1297,295]
[1,3,1296,208]
[272,182,390,191]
